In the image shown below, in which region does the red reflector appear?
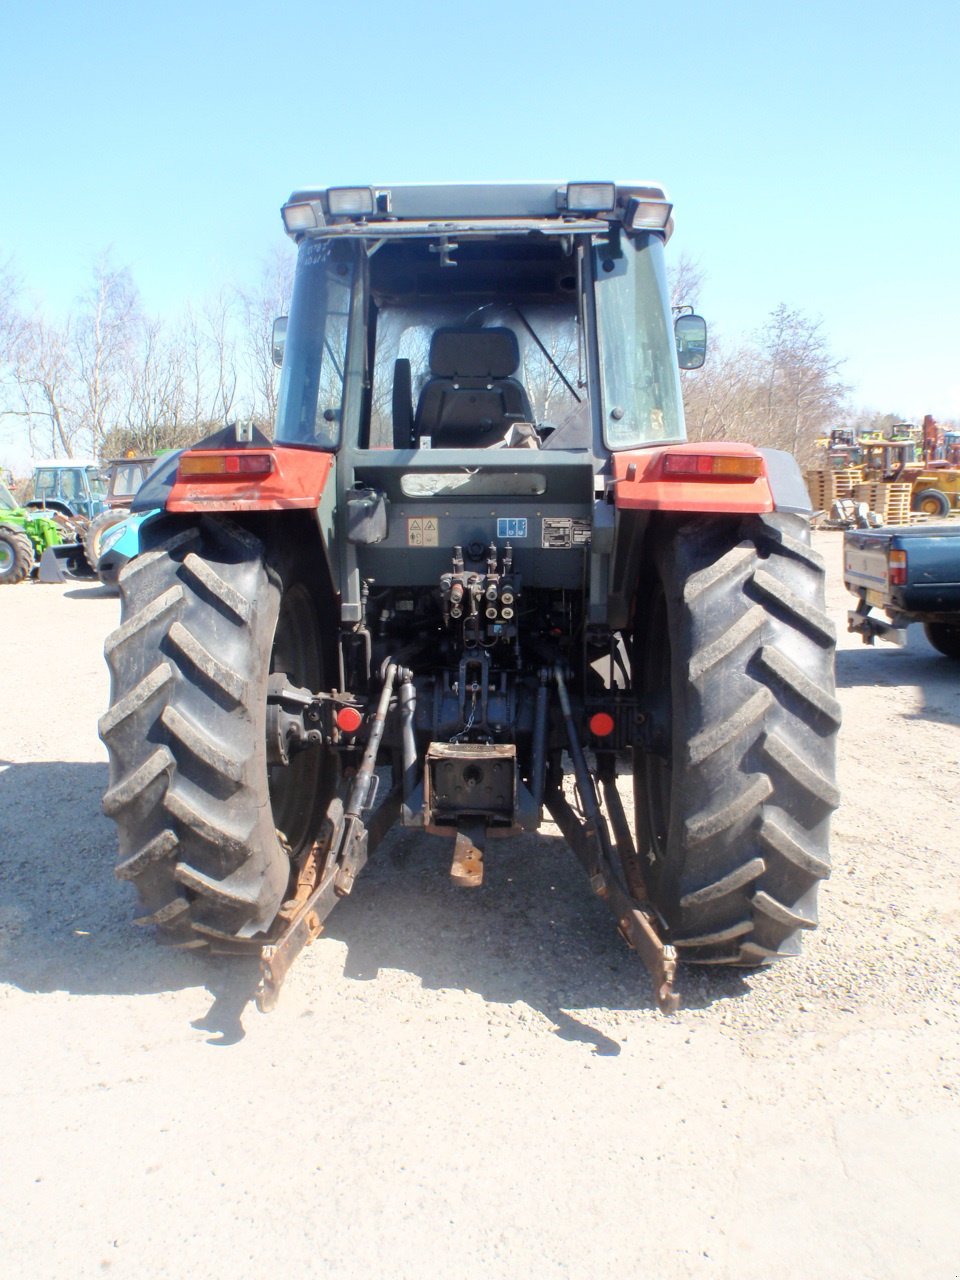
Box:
[336,706,363,734]
[589,712,616,738]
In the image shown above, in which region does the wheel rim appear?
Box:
[0,542,13,574]
[268,582,331,856]
[917,491,949,516]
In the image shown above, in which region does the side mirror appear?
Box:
[675,313,707,370]
[272,316,288,368]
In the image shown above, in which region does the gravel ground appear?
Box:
[1,530,958,1279]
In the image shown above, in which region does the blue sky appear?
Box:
[2,0,958,467]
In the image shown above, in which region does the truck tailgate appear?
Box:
[845,524,960,612]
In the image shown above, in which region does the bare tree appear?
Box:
[75,255,141,458]
[0,259,24,367]
[107,316,189,456]
[202,290,238,425]
[9,314,80,457]
[682,305,847,466]
[669,253,705,310]
[756,305,847,461]
[682,338,761,443]
[236,247,294,430]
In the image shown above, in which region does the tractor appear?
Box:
[10,459,110,579]
[82,455,157,570]
[100,182,839,1011]
[0,478,89,584]
[860,440,960,517]
[27,459,108,521]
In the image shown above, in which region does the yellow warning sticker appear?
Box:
[407,516,439,547]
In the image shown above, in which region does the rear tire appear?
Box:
[923,621,960,659]
[0,526,34,584]
[99,515,336,945]
[632,513,840,964]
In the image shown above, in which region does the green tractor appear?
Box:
[1,478,97,584]
[0,479,71,584]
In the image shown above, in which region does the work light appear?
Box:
[282,202,320,233]
[563,183,617,212]
[327,187,376,216]
[626,194,673,231]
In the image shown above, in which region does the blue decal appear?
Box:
[497,517,528,539]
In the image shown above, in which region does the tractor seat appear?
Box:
[415,327,533,448]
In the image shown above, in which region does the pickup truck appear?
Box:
[845,524,960,658]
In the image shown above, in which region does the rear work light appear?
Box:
[327,186,376,216]
[626,195,673,232]
[282,202,321,233]
[888,549,908,586]
[661,452,764,480]
[563,182,616,213]
[178,452,275,480]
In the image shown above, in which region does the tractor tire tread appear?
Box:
[182,552,253,623]
[98,662,175,740]
[168,620,246,704]
[101,515,293,942]
[115,828,179,881]
[635,512,838,964]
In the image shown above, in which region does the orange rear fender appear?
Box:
[612,442,774,514]
[166,446,334,514]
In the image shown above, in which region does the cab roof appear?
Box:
[281,181,673,242]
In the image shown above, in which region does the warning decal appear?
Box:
[407,516,439,547]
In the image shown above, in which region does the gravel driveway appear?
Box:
[1,530,958,1279]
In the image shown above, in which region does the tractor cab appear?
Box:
[861,440,918,480]
[29,460,108,520]
[273,183,703,469]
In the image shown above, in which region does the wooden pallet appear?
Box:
[852,481,913,525]
[804,467,864,510]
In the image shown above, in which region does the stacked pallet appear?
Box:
[804,468,864,510]
[852,481,913,525]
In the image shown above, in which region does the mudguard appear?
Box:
[612,442,775,514]
[612,443,811,514]
[166,446,333,514]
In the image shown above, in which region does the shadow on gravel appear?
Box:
[63,583,117,601]
[0,760,258,1045]
[835,628,960,728]
[320,825,754,1050]
[0,761,756,1049]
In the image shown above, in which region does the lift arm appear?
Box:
[257,662,402,1011]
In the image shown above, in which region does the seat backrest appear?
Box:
[415,327,533,447]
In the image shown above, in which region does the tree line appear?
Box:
[672,259,850,468]
[0,248,885,474]
[0,251,292,469]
